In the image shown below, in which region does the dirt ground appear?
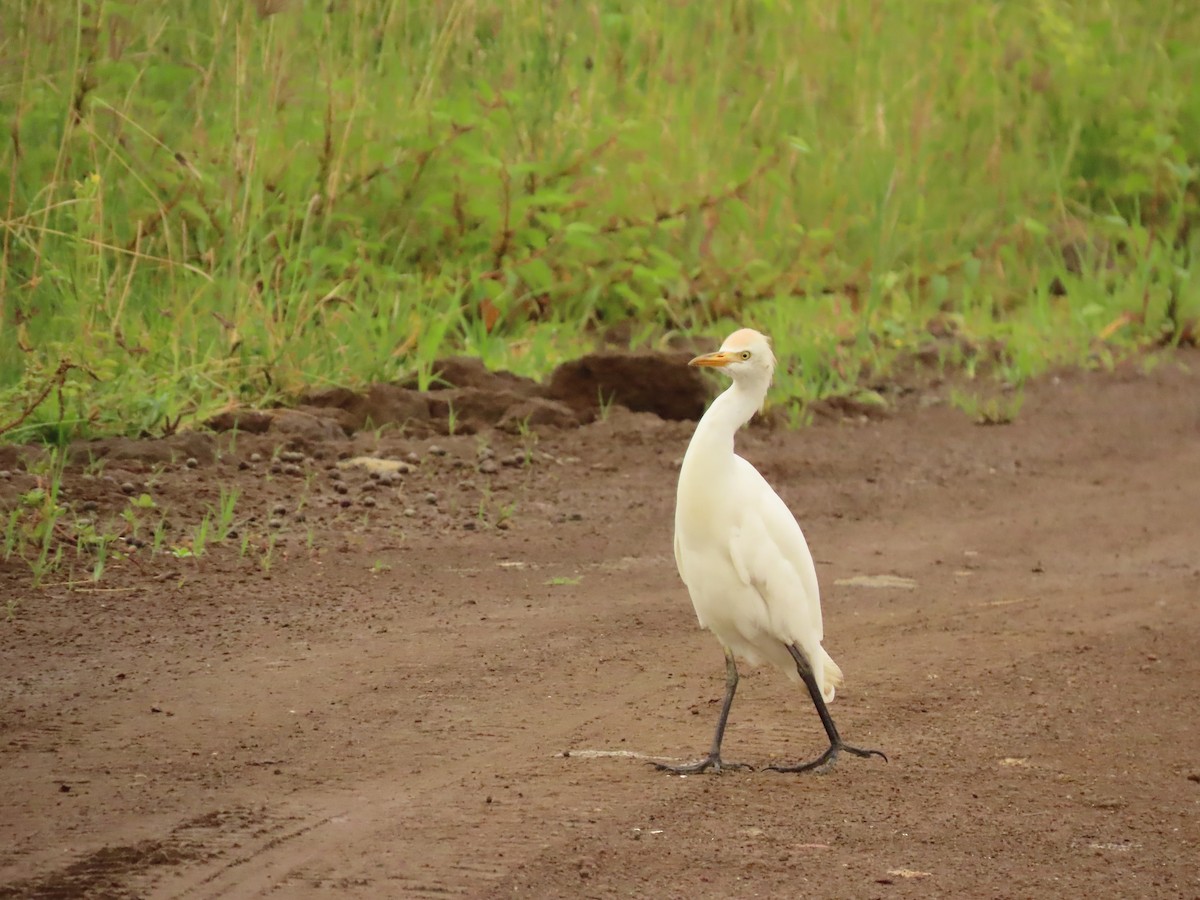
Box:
[2,350,1199,899]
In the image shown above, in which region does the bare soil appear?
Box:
[2,353,1199,899]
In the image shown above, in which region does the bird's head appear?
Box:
[689,328,776,383]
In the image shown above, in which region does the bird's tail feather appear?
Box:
[817,648,843,703]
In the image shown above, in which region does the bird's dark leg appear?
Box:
[767,644,887,774]
[654,648,753,775]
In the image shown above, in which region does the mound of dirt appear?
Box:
[300,384,431,432]
[546,351,712,421]
[405,356,544,395]
[198,349,708,440]
[66,431,217,467]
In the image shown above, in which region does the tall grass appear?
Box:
[1,0,1197,440]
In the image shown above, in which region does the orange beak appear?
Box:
[689,351,733,368]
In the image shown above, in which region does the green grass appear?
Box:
[0,461,246,590]
[1,0,1198,441]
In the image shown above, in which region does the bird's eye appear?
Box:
[739,351,751,360]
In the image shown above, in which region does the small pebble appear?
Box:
[403,507,416,517]
[362,497,377,508]
[250,452,263,463]
[568,512,583,521]
[502,453,525,468]
[496,520,510,531]
[280,450,305,463]
[238,460,250,471]
[478,446,495,460]
[463,521,476,531]
[369,470,381,481]
[377,473,394,487]
[185,457,198,468]
[424,492,438,505]
[120,482,136,495]
[406,452,420,464]
[269,462,283,474]
[334,482,349,495]
[80,500,99,513]
[339,498,352,509]
[0,470,11,479]
[272,503,287,516]
[282,463,302,476]
[268,518,283,529]
[478,459,499,475]
[428,445,447,457]
[360,481,377,493]
[329,469,343,481]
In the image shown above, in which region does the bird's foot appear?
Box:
[767,741,887,774]
[651,754,753,775]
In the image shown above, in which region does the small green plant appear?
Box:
[476,488,518,529]
[151,517,168,554]
[2,507,21,560]
[214,487,239,541]
[784,401,814,430]
[69,514,119,582]
[119,494,156,546]
[170,513,212,559]
[90,533,110,582]
[259,534,278,573]
[597,390,616,423]
[4,451,70,586]
[950,387,1026,425]
[545,575,582,586]
[514,417,539,466]
[192,514,211,557]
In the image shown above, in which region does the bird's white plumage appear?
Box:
[674,329,843,701]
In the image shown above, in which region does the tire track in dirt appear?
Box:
[39,553,677,898]
[146,679,673,898]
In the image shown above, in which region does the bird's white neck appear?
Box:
[683,378,767,467]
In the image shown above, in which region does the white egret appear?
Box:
[657,328,886,775]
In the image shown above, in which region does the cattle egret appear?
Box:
[657,328,886,775]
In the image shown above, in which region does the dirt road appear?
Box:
[2,353,1198,898]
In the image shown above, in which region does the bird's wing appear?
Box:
[727,456,824,644]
